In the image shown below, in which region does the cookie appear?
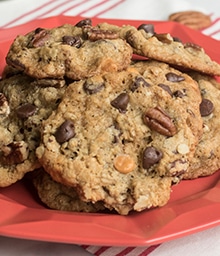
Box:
[0,74,67,187]
[1,65,23,79]
[97,22,220,76]
[6,21,132,80]
[183,73,220,179]
[130,60,203,139]
[31,168,106,213]
[36,68,200,214]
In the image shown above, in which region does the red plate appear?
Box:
[0,16,220,246]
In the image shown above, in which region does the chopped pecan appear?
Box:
[0,93,10,116]
[154,33,173,44]
[1,141,29,165]
[84,27,119,41]
[62,35,82,48]
[184,42,202,51]
[143,106,177,136]
[168,11,212,30]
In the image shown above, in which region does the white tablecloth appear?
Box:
[0,1,220,255]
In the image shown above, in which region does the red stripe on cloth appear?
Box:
[94,246,111,255]
[33,0,74,19]
[114,247,135,256]
[206,28,220,37]
[59,0,91,15]
[94,0,126,17]
[80,244,90,249]
[0,0,54,28]
[201,17,220,37]
[138,244,160,256]
[207,17,220,28]
[82,244,160,256]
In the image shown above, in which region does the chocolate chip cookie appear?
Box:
[36,68,200,214]
[0,74,67,187]
[183,73,220,179]
[32,168,106,212]
[6,21,132,80]
[97,22,220,76]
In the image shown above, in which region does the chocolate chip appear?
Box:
[169,159,187,176]
[142,146,163,169]
[111,93,129,113]
[75,18,92,27]
[1,141,29,165]
[173,90,185,98]
[30,79,66,88]
[112,120,122,143]
[199,98,214,116]
[55,120,75,144]
[6,58,25,70]
[16,103,37,119]
[137,24,155,34]
[83,80,104,94]
[62,36,82,48]
[166,72,185,82]
[31,29,50,47]
[173,37,182,43]
[131,77,150,92]
[34,27,44,34]
[158,84,172,96]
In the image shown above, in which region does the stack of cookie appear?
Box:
[0,18,220,215]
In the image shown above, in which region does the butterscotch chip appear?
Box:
[168,11,212,30]
[113,154,135,173]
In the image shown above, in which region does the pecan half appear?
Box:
[168,11,212,30]
[143,106,177,136]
